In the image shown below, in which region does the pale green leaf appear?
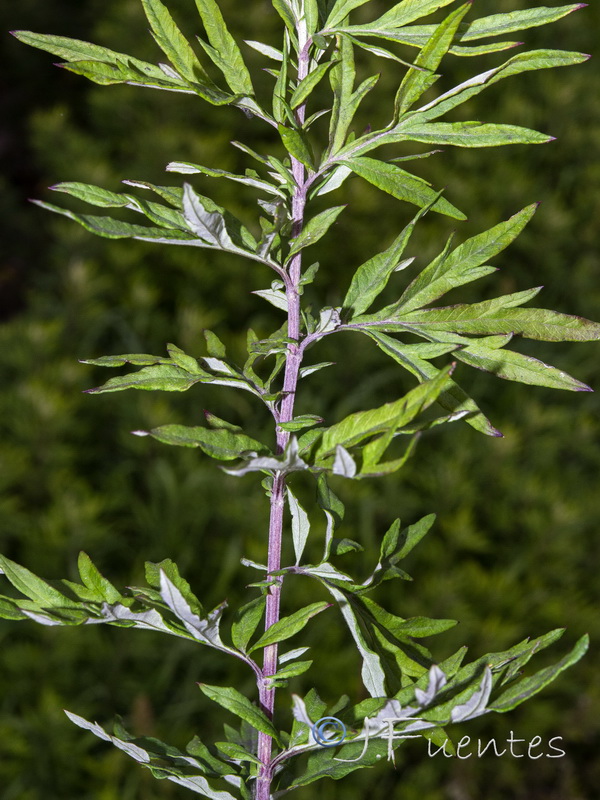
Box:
[244,39,283,61]
[373,0,458,28]
[454,4,585,42]
[167,161,284,196]
[31,200,194,241]
[249,602,330,652]
[86,364,203,394]
[339,157,465,219]
[395,295,600,342]
[415,50,590,123]
[342,200,433,317]
[327,34,356,156]
[325,0,374,29]
[288,487,311,564]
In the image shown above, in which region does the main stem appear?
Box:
[255,31,311,800]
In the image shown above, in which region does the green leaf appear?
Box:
[371,0,458,28]
[396,299,600,342]
[288,206,345,258]
[198,684,280,742]
[182,184,255,253]
[490,635,589,712]
[249,602,330,652]
[133,424,267,460]
[86,364,204,393]
[395,204,538,313]
[290,59,337,109]
[266,659,313,681]
[77,553,121,604]
[51,182,131,208]
[363,330,502,437]
[455,342,592,392]
[31,200,194,241]
[11,30,180,85]
[214,741,261,765]
[339,157,465,219]
[141,0,208,84]
[278,124,315,170]
[454,4,585,42]
[394,3,470,115]
[193,0,254,95]
[0,556,70,607]
[342,201,434,317]
[231,596,266,652]
[395,121,553,148]
[414,49,590,124]
[316,366,453,459]
[325,0,375,28]
[360,596,457,640]
[287,487,312,564]
[327,34,356,155]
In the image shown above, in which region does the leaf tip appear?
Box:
[131,430,150,437]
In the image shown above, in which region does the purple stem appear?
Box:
[254,35,311,800]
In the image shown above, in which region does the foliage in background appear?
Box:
[1,1,599,798]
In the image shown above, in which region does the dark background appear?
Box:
[1,1,599,798]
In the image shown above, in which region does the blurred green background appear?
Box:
[1,1,599,798]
